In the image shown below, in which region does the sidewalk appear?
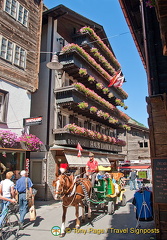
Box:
[17,185,157,240]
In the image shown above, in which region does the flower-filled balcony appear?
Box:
[73,26,121,71]
[55,84,129,124]
[59,44,128,100]
[53,124,125,152]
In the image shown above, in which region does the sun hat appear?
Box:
[89,152,94,157]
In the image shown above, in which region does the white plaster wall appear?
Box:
[0,79,31,136]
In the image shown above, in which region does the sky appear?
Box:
[43,0,149,127]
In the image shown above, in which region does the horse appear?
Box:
[52,174,92,237]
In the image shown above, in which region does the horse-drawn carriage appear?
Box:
[53,166,126,237]
[92,169,126,214]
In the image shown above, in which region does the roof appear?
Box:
[43,4,112,49]
[128,117,148,129]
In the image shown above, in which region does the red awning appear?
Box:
[119,165,150,169]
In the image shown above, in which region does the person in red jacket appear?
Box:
[85,152,98,186]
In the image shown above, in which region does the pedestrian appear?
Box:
[85,152,98,187]
[0,161,7,181]
[0,171,15,211]
[15,170,33,230]
[129,170,137,190]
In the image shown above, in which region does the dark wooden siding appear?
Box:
[0,0,43,92]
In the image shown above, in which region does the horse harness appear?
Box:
[54,174,91,206]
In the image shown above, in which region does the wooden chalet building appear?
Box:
[0,0,43,177]
[119,0,167,239]
[118,118,151,180]
[30,4,130,200]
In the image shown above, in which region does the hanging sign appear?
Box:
[23,116,42,126]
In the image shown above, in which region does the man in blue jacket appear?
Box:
[15,170,33,229]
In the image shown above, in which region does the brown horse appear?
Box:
[52,174,92,237]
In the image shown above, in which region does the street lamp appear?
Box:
[46,52,63,70]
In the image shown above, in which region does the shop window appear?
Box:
[0,90,9,123]
[31,161,42,184]
[0,152,25,180]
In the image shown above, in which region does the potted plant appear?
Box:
[88,76,95,83]
[102,88,109,94]
[78,102,88,109]
[146,0,155,8]
[90,106,98,113]
[0,130,18,148]
[108,92,114,98]
[96,83,104,90]
[18,134,43,151]
[79,68,87,76]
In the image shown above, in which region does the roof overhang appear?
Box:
[50,145,126,166]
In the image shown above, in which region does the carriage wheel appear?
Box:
[108,201,115,215]
[120,194,126,206]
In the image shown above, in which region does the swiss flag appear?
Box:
[108,71,121,87]
[77,143,83,157]
[113,76,124,88]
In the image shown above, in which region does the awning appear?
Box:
[119,165,150,170]
[64,151,111,167]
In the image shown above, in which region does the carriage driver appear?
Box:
[85,152,98,187]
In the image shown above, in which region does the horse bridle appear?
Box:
[54,174,69,195]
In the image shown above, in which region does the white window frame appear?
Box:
[61,113,69,128]
[0,35,26,69]
[4,0,29,27]
[78,118,84,127]
[14,44,26,68]
[0,90,8,123]
[0,36,13,62]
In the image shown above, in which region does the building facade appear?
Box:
[0,0,43,178]
[118,118,151,180]
[119,0,167,239]
[30,4,130,200]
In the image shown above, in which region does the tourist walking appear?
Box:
[129,170,137,190]
[0,171,15,211]
[15,170,33,230]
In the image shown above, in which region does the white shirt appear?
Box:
[1,179,14,198]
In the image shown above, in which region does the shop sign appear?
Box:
[23,116,42,126]
[25,158,30,174]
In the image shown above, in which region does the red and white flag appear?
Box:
[113,76,124,88]
[108,70,121,87]
[76,143,83,157]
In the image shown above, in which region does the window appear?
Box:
[144,141,148,148]
[139,142,143,148]
[14,45,26,68]
[78,119,84,127]
[0,38,13,62]
[0,36,26,68]
[17,4,28,26]
[4,0,29,27]
[0,90,9,123]
[5,0,17,19]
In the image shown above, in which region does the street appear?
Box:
[17,185,157,240]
